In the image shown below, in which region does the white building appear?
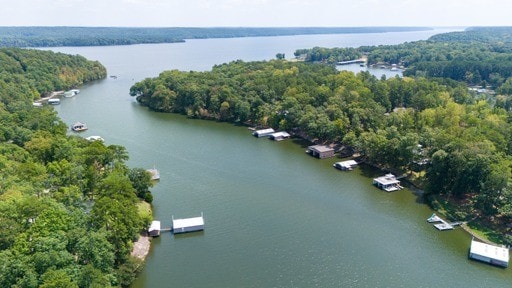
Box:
[469,238,509,268]
[172,214,205,234]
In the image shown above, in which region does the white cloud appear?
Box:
[0,0,511,27]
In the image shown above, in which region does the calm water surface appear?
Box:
[48,28,511,287]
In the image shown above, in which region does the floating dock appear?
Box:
[469,238,509,267]
[427,213,463,231]
[172,213,205,234]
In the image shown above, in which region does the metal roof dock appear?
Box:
[333,160,358,170]
[469,238,509,268]
[252,128,275,137]
[172,213,205,234]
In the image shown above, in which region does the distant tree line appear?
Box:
[0,48,152,287]
[0,26,431,47]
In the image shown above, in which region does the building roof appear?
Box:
[470,239,510,263]
[173,216,204,229]
[149,220,161,232]
[253,128,275,135]
[336,160,357,166]
[270,131,290,138]
[309,145,334,153]
[373,174,400,185]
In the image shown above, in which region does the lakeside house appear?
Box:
[306,145,335,159]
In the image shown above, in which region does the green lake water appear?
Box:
[48,28,511,287]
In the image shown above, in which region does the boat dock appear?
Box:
[372,173,402,192]
[147,213,205,236]
[172,213,205,234]
[333,160,358,171]
[427,213,463,231]
[469,237,510,267]
[252,128,275,138]
[336,59,366,65]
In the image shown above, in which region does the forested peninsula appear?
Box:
[0,48,154,287]
[131,27,512,245]
[0,26,430,47]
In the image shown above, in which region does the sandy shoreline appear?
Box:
[131,235,151,260]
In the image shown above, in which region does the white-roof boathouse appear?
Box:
[148,220,161,237]
[172,213,205,234]
[252,128,275,138]
[306,145,335,159]
[469,238,509,268]
[333,160,358,171]
[372,173,402,192]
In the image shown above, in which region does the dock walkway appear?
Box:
[427,213,464,231]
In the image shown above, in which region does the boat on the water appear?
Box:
[64,89,80,97]
[71,122,88,132]
[147,167,160,180]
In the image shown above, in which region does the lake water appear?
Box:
[47,28,512,287]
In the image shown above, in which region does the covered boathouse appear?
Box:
[372,174,402,192]
[148,220,161,237]
[172,214,205,234]
[469,238,509,267]
[252,128,275,138]
[333,160,358,171]
[306,145,335,159]
[269,131,291,141]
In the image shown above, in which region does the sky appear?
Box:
[1,0,511,27]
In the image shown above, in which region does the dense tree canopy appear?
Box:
[131,54,512,243]
[0,48,151,287]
